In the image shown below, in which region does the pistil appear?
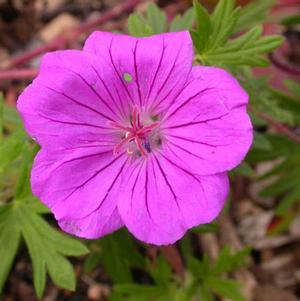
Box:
[109,107,160,156]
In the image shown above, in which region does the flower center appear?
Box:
[109,107,160,156]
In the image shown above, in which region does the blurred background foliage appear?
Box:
[0,0,300,300]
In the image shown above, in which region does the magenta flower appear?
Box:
[17,31,252,245]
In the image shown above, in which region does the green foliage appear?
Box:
[0,204,21,294]
[1,0,299,300]
[114,247,250,301]
[128,14,153,37]
[235,0,274,32]
[190,0,211,53]
[0,200,88,297]
[128,3,194,36]
[170,8,194,32]
[249,134,300,218]
[281,14,300,26]
[0,109,88,298]
[127,0,282,67]
[188,246,250,301]
[0,93,3,141]
[191,222,219,234]
[193,0,283,66]
[146,3,167,34]
[85,229,144,283]
[114,257,173,301]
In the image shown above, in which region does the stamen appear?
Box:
[138,122,160,134]
[108,121,132,133]
[131,106,139,132]
[110,108,160,156]
[113,133,134,154]
[135,137,147,156]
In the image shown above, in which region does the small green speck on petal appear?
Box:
[123,73,133,82]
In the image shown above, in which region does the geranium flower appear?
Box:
[17,31,252,245]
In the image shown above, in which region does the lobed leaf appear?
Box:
[128,14,153,37]
[191,0,211,53]
[170,7,194,32]
[0,205,21,293]
[235,0,274,32]
[146,3,167,34]
[206,277,246,301]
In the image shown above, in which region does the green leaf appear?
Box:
[0,205,21,293]
[191,222,219,233]
[235,0,274,32]
[148,256,171,287]
[3,104,22,127]
[84,251,102,273]
[0,128,27,171]
[285,80,300,99]
[100,230,144,283]
[209,0,240,49]
[276,189,300,216]
[253,132,272,151]
[15,145,38,200]
[188,255,210,281]
[115,284,164,299]
[198,285,215,301]
[128,14,153,37]
[146,3,167,34]
[231,162,254,177]
[46,252,76,291]
[212,247,251,275]
[192,0,283,67]
[0,92,3,141]
[206,277,246,301]
[18,205,88,297]
[204,33,284,66]
[170,8,194,32]
[281,14,300,26]
[191,1,211,53]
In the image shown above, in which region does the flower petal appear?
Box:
[83,31,193,112]
[17,50,122,149]
[162,66,253,175]
[58,207,124,239]
[31,147,128,222]
[117,154,229,245]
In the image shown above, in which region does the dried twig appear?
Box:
[254,109,300,145]
[219,215,257,300]
[198,233,220,262]
[159,245,185,278]
[1,0,140,70]
[269,53,300,78]
[0,69,38,80]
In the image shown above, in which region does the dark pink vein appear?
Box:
[162,112,230,130]
[133,40,142,106]
[152,155,182,213]
[164,88,213,120]
[39,83,114,122]
[167,140,205,160]
[90,64,125,119]
[146,40,166,103]
[166,134,230,148]
[51,65,118,120]
[58,153,124,203]
[37,113,110,130]
[83,158,129,218]
[108,37,134,105]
